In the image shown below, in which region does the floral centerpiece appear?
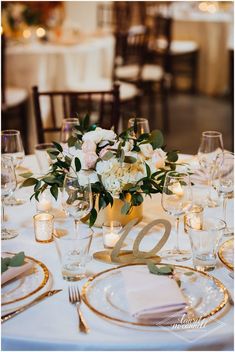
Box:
[22,116,179,226]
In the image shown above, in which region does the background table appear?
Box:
[6,35,114,153]
[1,155,234,351]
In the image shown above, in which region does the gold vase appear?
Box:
[95,197,143,228]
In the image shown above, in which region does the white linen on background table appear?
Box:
[1,155,234,351]
[6,36,114,153]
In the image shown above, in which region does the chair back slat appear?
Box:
[32,85,120,144]
[49,95,56,127]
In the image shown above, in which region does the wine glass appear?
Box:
[62,172,93,236]
[1,130,25,205]
[60,118,79,145]
[128,117,150,138]
[214,151,234,237]
[1,156,18,239]
[161,171,193,262]
[197,131,223,208]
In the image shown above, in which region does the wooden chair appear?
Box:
[114,18,171,132]
[32,84,120,144]
[1,34,29,153]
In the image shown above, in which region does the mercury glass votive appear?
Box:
[102,221,122,249]
[33,213,54,243]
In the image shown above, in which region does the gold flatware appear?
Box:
[1,289,62,323]
[68,285,89,333]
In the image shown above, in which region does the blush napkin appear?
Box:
[1,254,33,286]
[122,267,187,323]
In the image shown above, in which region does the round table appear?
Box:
[1,155,234,351]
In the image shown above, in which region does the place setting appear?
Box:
[2,115,233,339]
[1,1,234,350]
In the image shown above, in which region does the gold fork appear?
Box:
[68,285,89,333]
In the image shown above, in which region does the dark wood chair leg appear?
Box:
[161,80,169,133]
[20,100,29,154]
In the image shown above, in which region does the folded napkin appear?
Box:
[1,254,33,286]
[122,267,187,323]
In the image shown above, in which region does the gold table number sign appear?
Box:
[93,218,172,265]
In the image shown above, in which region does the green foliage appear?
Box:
[21,115,179,226]
[148,262,174,275]
[1,252,25,273]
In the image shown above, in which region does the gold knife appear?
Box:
[1,289,62,323]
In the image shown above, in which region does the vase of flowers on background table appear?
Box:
[21,116,179,227]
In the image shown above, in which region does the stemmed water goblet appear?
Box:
[1,156,18,239]
[197,131,223,208]
[1,130,26,205]
[60,118,79,151]
[128,117,150,138]
[214,151,234,237]
[161,171,193,262]
[62,171,93,236]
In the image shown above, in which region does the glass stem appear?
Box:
[74,219,80,237]
[223,195,228,229]
[175,217,180,252]
[1,199,5,227]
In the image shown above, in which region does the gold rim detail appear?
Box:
[2,253,49,306]
[218,239,234,271]
[81,263,228,327]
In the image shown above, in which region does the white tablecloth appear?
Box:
[1,155,234,351]
[6,35,114,153]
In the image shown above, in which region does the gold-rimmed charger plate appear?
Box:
[82,263,228,328]
[1,253,49,306]
[218,239,234,271]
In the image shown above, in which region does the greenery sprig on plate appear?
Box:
[1,252,26,273]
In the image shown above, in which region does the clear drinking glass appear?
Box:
[214,152,234,236]
[1,156,18,239]
[197,131,224,207]
[1,130,25,205]
[161,171,193,262]
[60,118,79,144]
[53,223,93,281]
[128,118,150,138]
[187,217,226,271]
[62,172,92,236]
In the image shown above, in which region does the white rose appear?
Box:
[99,129,116,142]
[102,176,121,194]
[96,160,114,175]
[152,148,167,168]
[82,140,97,153]
[139,143,154,158]
[83,128,116,144]
[82,128,103,144]
[77,170,99,186]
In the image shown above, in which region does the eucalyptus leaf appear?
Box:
[148,262,174,275]
[50,184,58,200]
[75,157,81,172]
[184,271,194,276]
[121,202,131,215]
[149,130,164,149]
[19,172,33,178]
[9,252,25,267]
[52,141,63,153]
[102,151,113,161]
[124,156,137,164]
[20,178,38,188]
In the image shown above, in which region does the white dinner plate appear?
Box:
[1,253,52,315]
[82,263,228,328]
